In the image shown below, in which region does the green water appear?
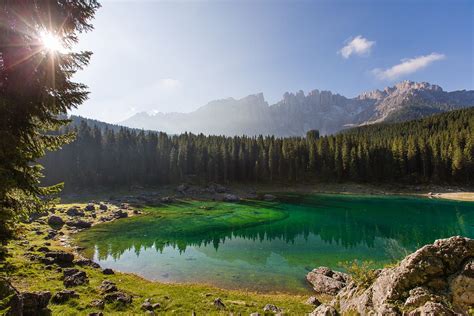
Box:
[76,194,474,294]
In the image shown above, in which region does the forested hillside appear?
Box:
[42,108,474,188]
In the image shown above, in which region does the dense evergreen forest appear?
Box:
[42,108,474,188]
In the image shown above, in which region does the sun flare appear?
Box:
[40,31,64,53]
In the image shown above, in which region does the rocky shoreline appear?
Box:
[306,236,474,315]
[2,188,474,315]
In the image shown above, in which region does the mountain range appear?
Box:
[120,81,474,136]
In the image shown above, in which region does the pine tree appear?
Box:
[0,0,100,244]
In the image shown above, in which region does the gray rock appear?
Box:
[263,303,281,313]
[407,301,455,316]
[84,203,95,211]
[263,194,276,201]
[74,258,100,269]
[213,297,225,309]
[99,280,118,293]
[449,258,474,312]
[44,251,74,265]
[47,215,64,227]
[0,278,22,316]
[21,291,51,315]
[332,236,473,315]
[66,207,84,217]
[113,209,128,219]
[65,220,92,229]
[102,268,114,275]
[99,203,108,211]
[306,296,321,306]
[223,194,240,202]
[63,269,88,287]
[310,304,337,316]
[103,291,132,305]
[51,289,79,303]
[88,299,105,309]
[306,267,348,295]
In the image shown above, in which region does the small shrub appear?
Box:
[339,260,377,288]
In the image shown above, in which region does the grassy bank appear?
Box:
[1,202,313,315]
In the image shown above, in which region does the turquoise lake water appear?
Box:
[77,194,474,293]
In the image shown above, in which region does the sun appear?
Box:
[40,31,64,53]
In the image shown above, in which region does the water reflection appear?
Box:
[80,195,473,260]
[76,194,474,293]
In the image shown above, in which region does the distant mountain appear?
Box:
[120,81,474,136]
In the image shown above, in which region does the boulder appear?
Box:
[21,291,51,315]
[263,194,276,201]
[306,296,321,306]
[141,299,153,311]
[306,267,349,295]
[99,280,117,293]
[113,209,128,219]
[315,236,474,315]
[51,289,79,303]
[0,278,22,316]
[310,304,337,316]
[66,220,92,229]
[66,207,84,217]
[74,258,100,269]
[44,251,74,265]
[99,203,108,211]
[449,258,474,311]
[160,196,173,203]
[102,268,114,275]
[213,297,225,309]
[177,184,188,193]
[63,269,88,287]
[263,303,281,313]
[103,291,132,305]
[47,215,64,227]
[88,299,105,309]
[84,203,95,211]
[223,194,240,202]
[407,301,455,316]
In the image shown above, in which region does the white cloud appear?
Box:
[372,53,445,80]
[157,78,181,90]
[339,35,375,59]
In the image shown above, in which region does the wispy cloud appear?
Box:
[372,53,445,80]
[339,35,375,59]
[158,78,181,90]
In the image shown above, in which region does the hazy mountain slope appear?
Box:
[120,81,474,136]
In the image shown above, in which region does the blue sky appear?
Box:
[71,0,474,123]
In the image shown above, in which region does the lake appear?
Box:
[76,194,474,294]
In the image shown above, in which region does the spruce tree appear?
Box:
[0,0,100,244]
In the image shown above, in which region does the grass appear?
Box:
[0,202,313,315]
